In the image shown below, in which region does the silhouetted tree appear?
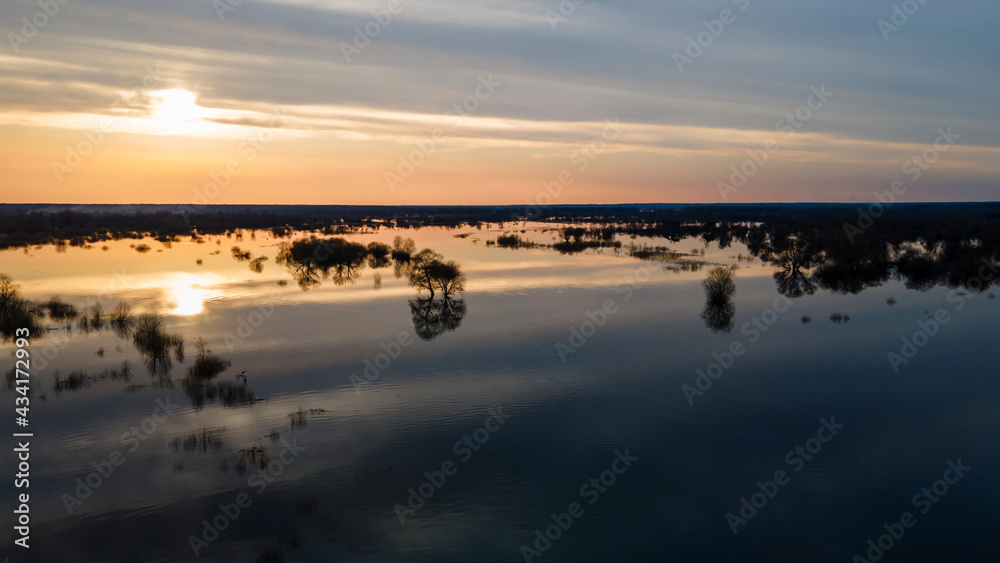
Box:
[132,313,184,377]
[408,250,466,298]
[367,241,392,268]
[760,234,821,273]
[276,236,369,289]
[0,274,43,341]
[391,236,416,261]
[701,266,736,333]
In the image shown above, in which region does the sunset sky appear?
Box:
[1,0,998,205]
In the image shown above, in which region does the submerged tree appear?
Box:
[403,249,468,339]
[0,274,18,316]
[43,297,78,320]
[391,236,417,278]
[702,266,736,301]
[180,337,253,409]
[408,249,466,298]
[187,337,231,380]
[700,266,736,333]
[367,241,392,269]
[276,236,369,289]
[248,256,268,274]
[132,313,185,377]
[0,274,43,341]
[391,236,417,261]
[811,236,891,294]
[108,302,135,337]
[760,234,821,273]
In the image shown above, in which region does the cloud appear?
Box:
[1,0,997,202]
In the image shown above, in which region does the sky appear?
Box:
[1,0,998,205]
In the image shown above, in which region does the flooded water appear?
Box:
[2,223,998,562]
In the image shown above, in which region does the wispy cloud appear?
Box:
[1,0,998,203]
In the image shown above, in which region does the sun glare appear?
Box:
[166,273,218,315]
[147,88,216,135]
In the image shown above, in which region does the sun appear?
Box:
[147,88,216,135]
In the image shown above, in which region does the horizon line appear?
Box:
[4,201,1000,208]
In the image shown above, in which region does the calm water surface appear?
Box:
[1,224,998,562]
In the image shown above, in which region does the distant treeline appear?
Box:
[1,203,1000,253]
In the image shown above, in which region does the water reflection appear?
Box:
[168,275,215,315]
[132,313,185,378]
[1,220,999,562]
[367,241,392,269]
[276,236,371,290]
[408,296,467,340]
[52,361,134,394]
[181,338,254,410]
[773,267,817,299]
[169,427,226,454]
[108,302,135,338]
[407,249,466,298]
[402,246,469,339]
[0,273,44,341]
[700,266,736,333]
[757,233,998,297]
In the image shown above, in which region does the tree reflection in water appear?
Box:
[405,246,468,339]
[700,266,736,333]
[131,313,184,378]
[755,234,998,298]
[408,296,467,341]
[276,236,370,290]
[773,267,817,299]
[181,337,255,410]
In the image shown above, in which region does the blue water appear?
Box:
[1,226,998,562]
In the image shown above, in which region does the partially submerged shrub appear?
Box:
[43,296,78,320]
[0,274,43,341]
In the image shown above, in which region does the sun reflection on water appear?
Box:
[166,273,220,316]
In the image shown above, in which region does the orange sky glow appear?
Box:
[1,0,998,205]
